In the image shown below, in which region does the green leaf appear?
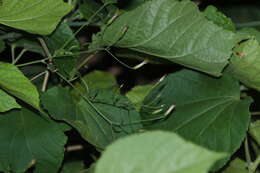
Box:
[227,38,260,91]
[45,23,80,79]
[0,62,40,109]
[98,0,242,76]
[204,5,235,31]
[101,0,117,4]
[0,108,67,173]
[41,86,142,149]
[0,89,21,112]
[249,121,260,146]
[0,39,5,53]
[79,0,106,22]
[72,71,118,101]
[95,131,224,173]
[79,70,118,90]
[126,84,153,111]
[141,70,252,170]
[222,158,247,173]
[0,0,72,35]
[60,161,85,173]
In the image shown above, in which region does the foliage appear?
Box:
[0,0,260,173]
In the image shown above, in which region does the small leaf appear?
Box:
[61,161,85,173]
[249,121,260,146]
[97,0,243,76]
[95,131,224,173]
[227,38,260,91]
[72,71,118,101]
[0,108,67,173]
[0,89,20,112]
[42,86,142,149]
[0,62,40,109]
[222,158,247,173]
[126,85,153,111]
[204,5,235,31]
[141,70,252,170]
[0,0,73,35]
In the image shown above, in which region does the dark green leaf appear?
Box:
[12,38,43,55]
[0,108,67,173]
[141,70,252,170]
[0,62,40,109]
[95,131,224,173]
[0,0,72,35]
[97,0,242,76]
[101,0,117,4]
[0,39,5,53]
[79,0,106,22]
[45,23,80,79]
[41,86,142,149]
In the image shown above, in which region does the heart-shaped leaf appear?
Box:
[141,70,252,170]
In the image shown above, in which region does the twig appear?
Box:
[41,71,50,92]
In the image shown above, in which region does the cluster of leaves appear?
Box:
[0,0,260,173]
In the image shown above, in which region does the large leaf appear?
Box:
[0,108,67,173]
[0,89,20,112]
[141,70,252,170]
[227,38,260,91]
[0,62,40,109]
[97,0,241,76]
[95,131,224,173]
[41,86,142,149]
[0,0,72,35]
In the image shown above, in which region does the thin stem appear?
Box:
[13,48,27,64]
[105,49,148,70]
[76,52,97,70]
[11,44,16,63]
[30,71,46,81]
[38,37,52,60]
[16,57,50,67]
[41,71,50,92]
[245,137,252,168]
